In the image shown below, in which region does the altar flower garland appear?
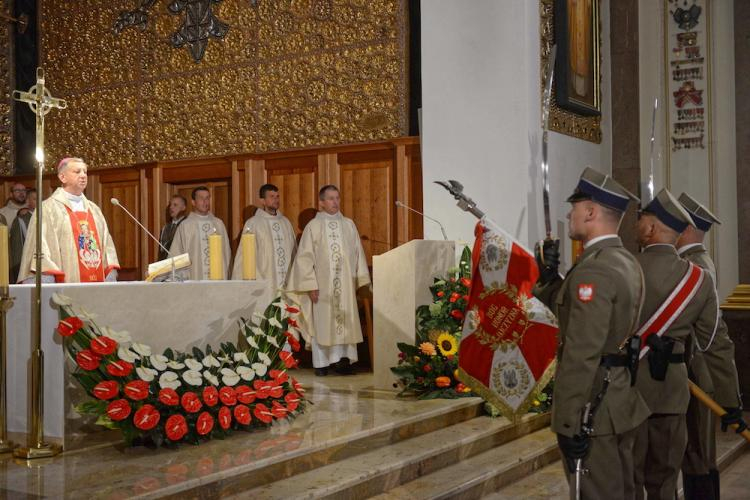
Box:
[390,247,476,399]
[53,293,307,447]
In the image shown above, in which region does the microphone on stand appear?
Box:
[111,198,179,282]
[395,200,448,241]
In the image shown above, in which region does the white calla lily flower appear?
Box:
[220,368,240,386]
[117,346,139,363]
[183,370,203,386]
[136,366,158,382]
[234,352,249,364]
[159,371,181,390]
[202,354,220,368]
[252,362,267,377]
[267,336,280,348]
[248,336,260,349]
[250,326,265,337]
[149,354,168,371]
[167,360,185,370]
[106,328,132,344]
[132,343,152,357]
[258,352,272,366]
[269,317,283,329]
[51,292,74,306]
[218,355,231,363]
[203,370,219,386]
[185,358,203,371]
[252,311,265,321]
[237,365,256,381]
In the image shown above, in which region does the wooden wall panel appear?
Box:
[99,180,141,280]
[6,138,421,279]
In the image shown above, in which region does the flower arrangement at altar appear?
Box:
[390,247,476,399]
[54,293,306,447]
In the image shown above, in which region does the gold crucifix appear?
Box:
[12,67,67,460]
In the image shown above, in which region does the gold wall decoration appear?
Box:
[39,0,408,170]
[0,0,14,176]
[540,0,602,143]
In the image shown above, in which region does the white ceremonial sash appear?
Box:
[268,218,288,287]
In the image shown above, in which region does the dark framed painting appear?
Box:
[553,0,601,116]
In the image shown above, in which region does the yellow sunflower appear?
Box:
[436,333,459,357]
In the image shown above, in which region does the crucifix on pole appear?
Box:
[12,67,67,459]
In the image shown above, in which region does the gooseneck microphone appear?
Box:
[395,200,448,241]
[111,198,178,281]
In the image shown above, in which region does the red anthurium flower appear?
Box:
[158,388,179,406]
[165,414,188,441]
[218,406,232,430]
[271,401,288,419]
[133,404,160,430]
[124,380,149,401]
[269,369,289,384]
[460,277,472,288]
[285,305,300,314]
[268,382,283,399]
[90,336,117,356]
[235,385,255,404]
[181,392,202,413]
[285,392,300,412]
[106,399,131,421]
[196,411,214,436]
[253,379,271,399]
[76,349,102,371]
[57,317,84,337]
[106,360,134,377]
[284,332,301,352]
[286,318,299,328]
[92,380,119,400]
[234,404,252,425]
[219,386,237,406]
[253,403,273,424]
[279,351,299,369]
[292,378,305,394]
[202,386,219,407]
[450,309,464,321]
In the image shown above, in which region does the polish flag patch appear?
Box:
[577,284,595,302]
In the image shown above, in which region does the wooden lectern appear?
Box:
[372,240,456,390]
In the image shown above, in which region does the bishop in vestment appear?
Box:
[168,186,231,280]
[231,183,297,289]
[18,158,120,283]
[287,185,371,376]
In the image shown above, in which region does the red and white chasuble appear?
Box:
[458,218,559,419]
[65,207,105,283]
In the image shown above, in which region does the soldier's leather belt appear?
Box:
[601,352,684,367]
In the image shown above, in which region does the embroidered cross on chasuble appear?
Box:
[65,206,105,283]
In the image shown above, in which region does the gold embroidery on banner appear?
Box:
[471,286,532,351]
[479,232,509,273]
[491,359,532,401]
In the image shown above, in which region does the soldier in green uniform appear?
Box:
[633,189,743,500]
[677,192,746,500]
[535,167,650,500]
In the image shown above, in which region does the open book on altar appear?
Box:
[145,253,191,282]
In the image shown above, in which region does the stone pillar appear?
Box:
[609,0,640,253]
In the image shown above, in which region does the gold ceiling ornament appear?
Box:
[539,0,602,143]
[39,0,408,170]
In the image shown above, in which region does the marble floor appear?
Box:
[0,369,482,499]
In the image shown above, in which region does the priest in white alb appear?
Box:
[168,186,231,280]
[18,157,120,283]
[231,183,297,289]
[286,185,371,376]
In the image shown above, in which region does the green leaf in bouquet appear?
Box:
[192,346,205,361]
[395,342,419,356]
[95,413,119,430]
[74,400,107,415]
[390,365,416,379]
[428,302,442,317]
[163,348,175,360]
[459,246,472,277]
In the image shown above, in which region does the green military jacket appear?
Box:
[536,236,650,438]
[678,244,742,406]
[636,245,741,414]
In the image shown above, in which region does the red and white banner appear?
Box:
[458,218,559,419]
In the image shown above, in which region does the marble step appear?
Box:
[235,413,552,499]
[370,427,559,500]
[487,418,750,500]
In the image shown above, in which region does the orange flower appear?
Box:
[435,376,451,388]
[419,342,436,356]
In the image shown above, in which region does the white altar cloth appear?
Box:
[6,280,273,446]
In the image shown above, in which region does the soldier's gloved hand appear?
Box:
[534,238,560,285]
[556,433,590,460]
[720,408,748,433]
